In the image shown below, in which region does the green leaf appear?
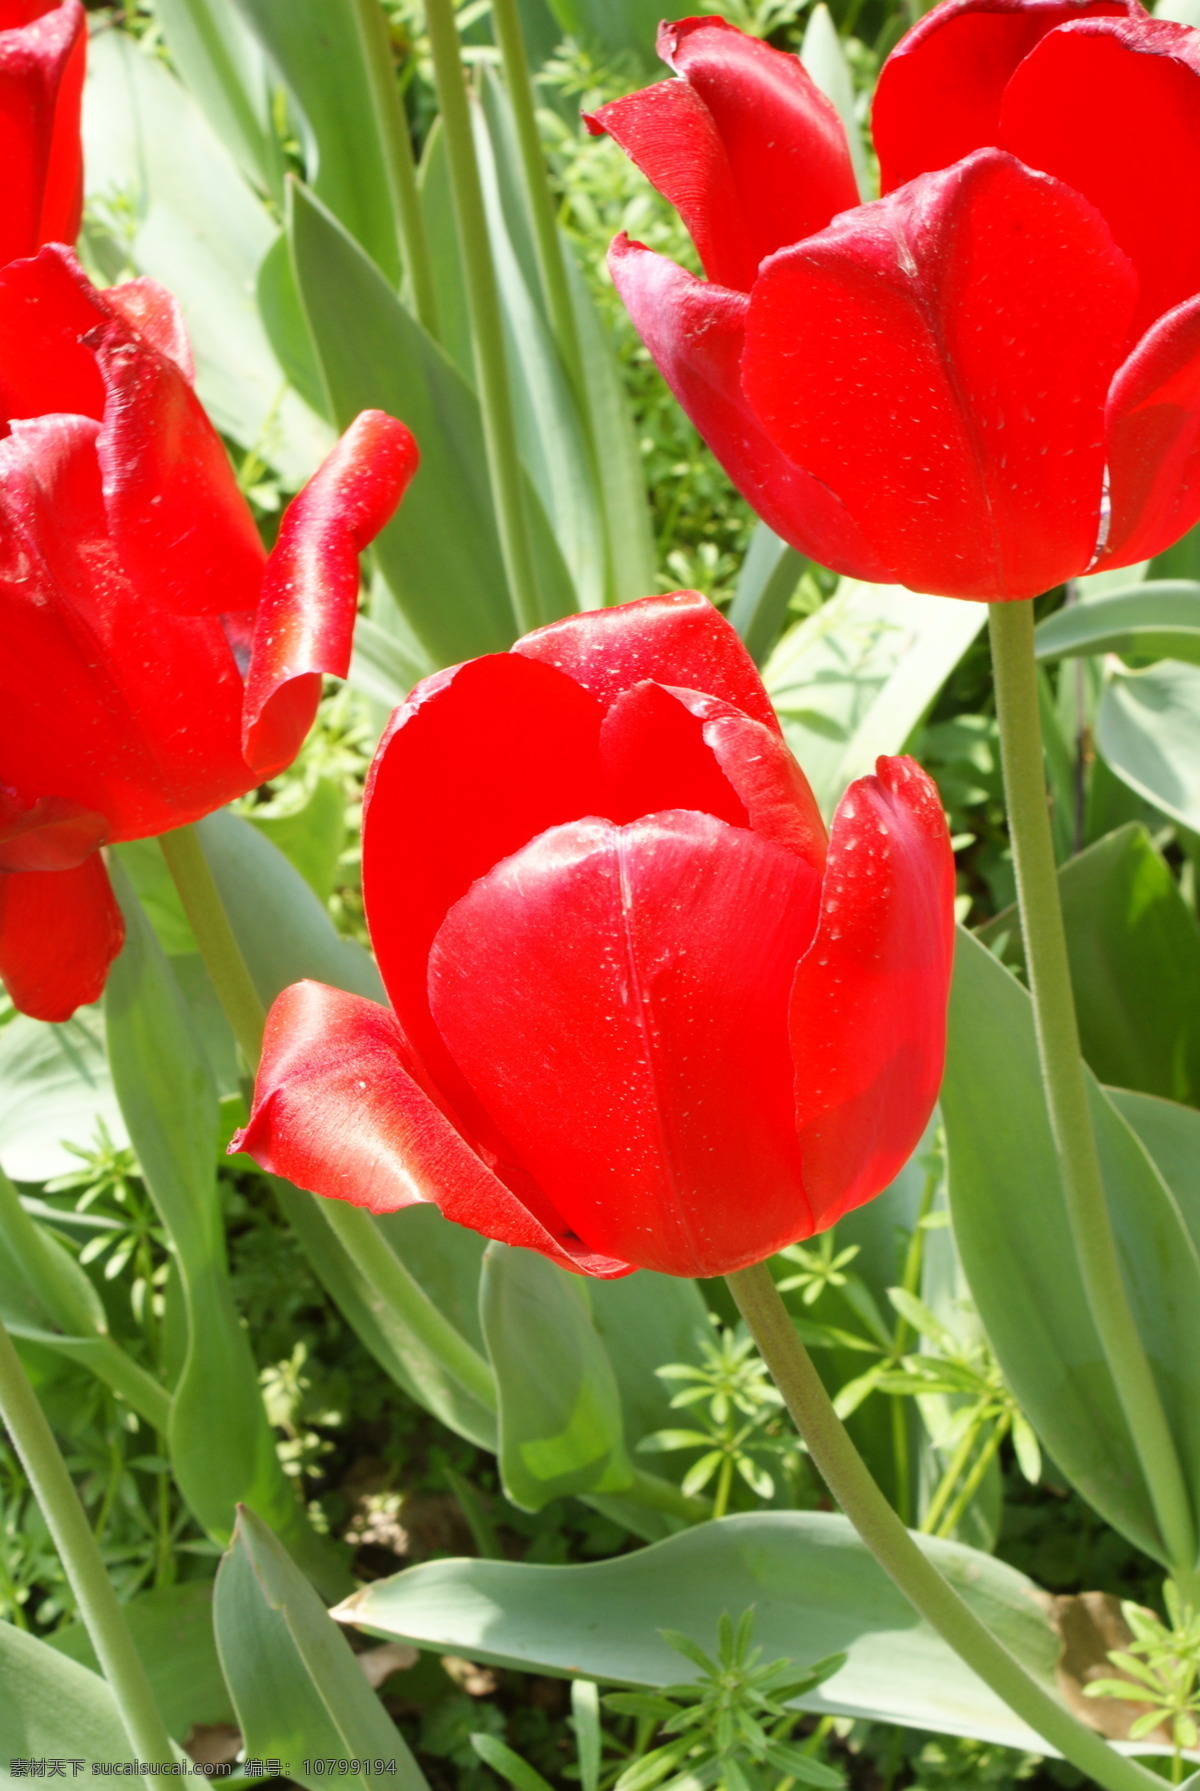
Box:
[1108,1088,1200,1261]
[470,1733,557,1791]
[82,30,330,486]
[215,1507,427,1790]
[728,524,807,668]
[233,0,405,283]
[1096,660,1200,832]
[942,928,1200,1563]
[589,1271,710,1453]
[347,611,433,711]
[480,1243,633,1510]
[801,3,869,199]
[154,0,283,199]
[1035,582,1200,667]
[0,1005,127,1183]
[288,179,572,666]
[977,823,1200,1102]
[105,870,344,1595]
[764,581,984,815]
[247,777,347,903]
[0,1620,138,1763]
[45,1581,233,1740]
[332,1510,1063,1752]
[572,1680,602,1791]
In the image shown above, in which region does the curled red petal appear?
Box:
[91,315,267,621]
[232,980,630,1279]
[241,411,418,779]
[0,242,105,422]
[514,585,787,734]
[873,0,1140,194]
[0,0,85,265]
[0,413,251,839]
[600,681,827,871]
[743,149,1135,600]
[790,756,956,1231]
[1001,18,1200,340]
[586,80,755,290]
[428,811,823,1278]
[0,854,123,1022]
[606,237,894,582]
[100,276,195,382]
[362,651,605,1103]
[1095,295,1200,569]
[0,787,107,870]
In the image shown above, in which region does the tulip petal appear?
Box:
[0,854,123,1022]
[0,787,107,871]
[743,149,1136,600]
[428,811,822,1278]
[1000,17,1200,339]
[0,0,85,265]
[515,585,788,734]
[1095,295,1200,569]
[790,756,955,1230]
[873,0,1138,195]
[91,315,268,621]
[600,681,827,870]
[0,413,252,840]
[0,242,105,421]
[362,652,605,1098]
[232,980,631,1279]
[605,237,895,583]
[242,412,418,778]
[100,276,195,382]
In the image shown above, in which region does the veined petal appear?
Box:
[606,238,894,582]
[242,411,418,778]
[1096,293,1200,568]
[232,980,630,1279]
[874,0,1140,194]
[428,811,822,1278]
[0,855,123,1022]
[790,757,955,1230]
[743,149,1136,599]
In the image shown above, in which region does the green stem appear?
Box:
[0,1317,175,1769]
[489,0,585,405]
[349,0,441,334]
[726,1261,1161,1791]
[920,1411,985,1537]
[712,1451,735,1522]
[937,1415,1010,1542]
[158,825,266,1071]
[988,599,1198,1586]
[424,0,540,634]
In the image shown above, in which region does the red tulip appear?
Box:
[0,1,86,264]
[233,593,955,1280]
[0,246,418,1024]
[587,4,1200,601]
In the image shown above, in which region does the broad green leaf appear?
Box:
[589,1272,710,1451]
[257,227,330,419]
[289,181,573,665]
[471,1734,556,1791]
[0,1621,137,1764]
[480,1243,633,1510]
[0,1005,128,1183]
[978,824,1200,1102]
[1097,660,1200,831]
[728,524,807,667]
[943,928,1200,1564]
[801,5,870,197]
[215,1507,427,1790]
[348,610,433,711]
[1108,1089,1200,1257]
[764,582,984,815]
[46,1581,233,1740]
[105,871,344,1596]
[333,1510,1062,1753]
[154,0,283,198]
[82,30,331,487]
[247,777,347,903]
[1035,582,1200,666]
[539,0,686,64]
[418,118,473,382]
[233,0,405,283]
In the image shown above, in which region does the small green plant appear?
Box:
[1084,1579,1200,1781]
[604,1609,846,1791]
[776,1233,862,1306]
[637,1324,801,1516]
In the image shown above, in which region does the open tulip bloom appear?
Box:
[235,593,955,1280]
[588,0,1200,601]
[0,246,418,1023]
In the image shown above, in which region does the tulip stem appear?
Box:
[158,824,267,1072]
[987,598,1198,1590]
[424,0,542,636]
[0,1315,176,1770]
[726,1261,1160,1791]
